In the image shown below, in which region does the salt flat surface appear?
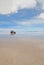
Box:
[0,38,44,65]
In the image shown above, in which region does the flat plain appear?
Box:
[0,37,44,65]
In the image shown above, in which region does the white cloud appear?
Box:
[0,0,36,14]
[0,0,44,14]
[12,0,36,13]
[37,0,44,10]
[18,19,44,26]
[37,13,44,19]
[0,0,13,14]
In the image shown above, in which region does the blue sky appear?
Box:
[0,0,44,34]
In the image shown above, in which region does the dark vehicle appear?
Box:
[10,30,16,35]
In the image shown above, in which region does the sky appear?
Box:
[0,0,44,35]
